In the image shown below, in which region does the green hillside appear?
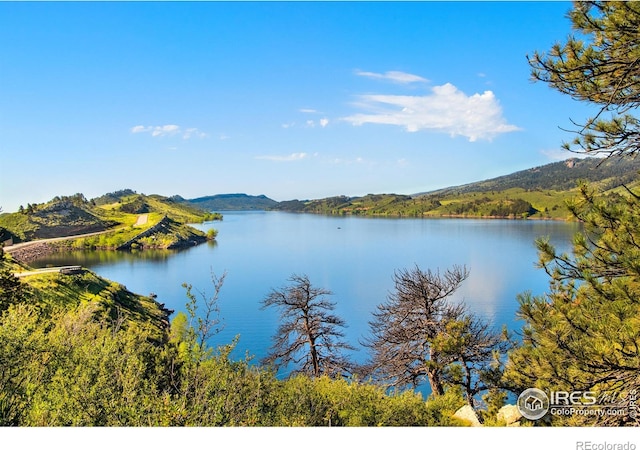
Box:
[273,157,640,220]
[420,156,640,195]
[91,189,222,224]
[0,249,469,426]
[2,251,170,342]
[0,194,118,242]
[0,191,221,257]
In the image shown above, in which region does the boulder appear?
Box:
[497,404,522,426]
[453,404,482,427]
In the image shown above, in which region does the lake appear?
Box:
[31,211,581,387]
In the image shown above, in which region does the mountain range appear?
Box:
[181,156,640,219]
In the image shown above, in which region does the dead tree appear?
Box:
[261,274,354,378]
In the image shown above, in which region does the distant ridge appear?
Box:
[272,157,640,219]
[415,156,640,197]
[187,193,278,211]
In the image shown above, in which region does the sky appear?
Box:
[0,1,600,213]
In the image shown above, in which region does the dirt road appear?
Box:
[3,214,149,254]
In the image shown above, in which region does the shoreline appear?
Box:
[272,209,575,222]
[5,236,210,265]
[5,212,575,264]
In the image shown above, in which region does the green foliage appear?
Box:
[25,305,164,426]
[91,189,138,206]
[0,194,118,242]
[263,375,438,426]
[478,389,508,426]
[0,210,37,241]
[20,270,169,343]
[423,386,469,426]
[528,1,640,158]
[0,251,25,313]
[272,157,640,219]
[0,303,166,426]
[0,264,472,426]
[206,228,218,240]
[0,190,217,247]
[364,264,510,409]
[503,2,640,426]
[0,303,44,425]
[504,182,640,425]
[274,194,415,216]
[118,196,149,214]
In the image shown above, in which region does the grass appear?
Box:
[1,192,219,246]
[21,269,169,342]
[421,187,579,220]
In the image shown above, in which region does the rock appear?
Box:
[6,242,55,264]
[453,405,482,427]
[497,404,522,426]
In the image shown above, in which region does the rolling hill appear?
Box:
[272,157,640,219]
[186,193,278,211]
[417,156,640,196]
[0,191,220,249]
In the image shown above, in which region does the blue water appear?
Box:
[31,211,581,394]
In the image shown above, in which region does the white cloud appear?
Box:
[355,70,429,84]
[299,108,318,113]
[256,152,309,162]
[151,124,180,137]
[130,125,151,134]
[130,124,207,139]
[283,117,329,129]
[342,83,520,142]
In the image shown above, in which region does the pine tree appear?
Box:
[529,1,640,158]
[504,183,640,425]
[505,1,640,425]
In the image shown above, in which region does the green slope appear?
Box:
[3,253,170,342]
[273,157,640,219]
[419,156,640,196]
[0,191,220,249]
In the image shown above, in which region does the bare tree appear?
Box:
[261,274,354,378]
[363,265,469,395]
[363,264,511,408]
[182,270,226,353]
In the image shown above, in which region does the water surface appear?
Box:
[32,212,581,379]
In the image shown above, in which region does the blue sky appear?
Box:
[0,1,597,212]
